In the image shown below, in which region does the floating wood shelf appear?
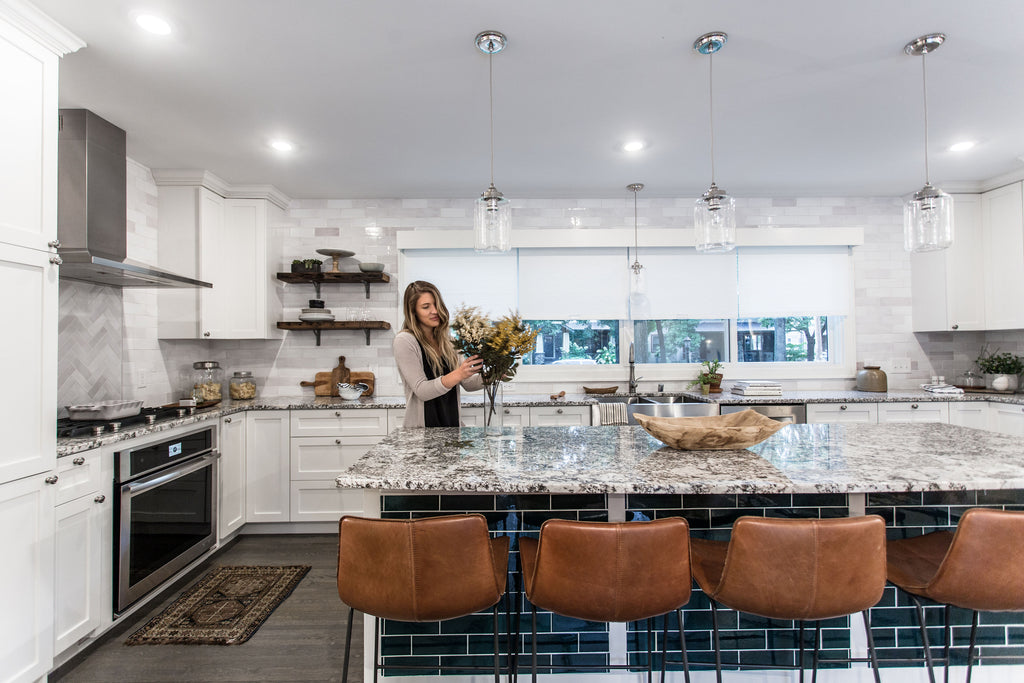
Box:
[276,271,390,299]
[277,320,391,346]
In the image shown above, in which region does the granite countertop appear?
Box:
[335,422,1024,495]
[56,388,1024,457]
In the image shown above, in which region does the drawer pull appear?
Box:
[49,255,63,265]
[503,408,510,414]
[72,456,85,466]
[556,408,564,414]
[840,405,848,411]
[45,475,58,485]
[94,494,106,504]
[911,404,919,409]
[335,411,342,417]
[335,439,342,445]
[224,417,232,423]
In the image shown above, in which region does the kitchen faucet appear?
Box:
[628,342,641,394]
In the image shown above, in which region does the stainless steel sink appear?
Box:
[592,395,718,424]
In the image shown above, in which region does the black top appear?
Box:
[419,343,460,428]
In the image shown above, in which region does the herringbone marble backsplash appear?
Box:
[58,280,122,415]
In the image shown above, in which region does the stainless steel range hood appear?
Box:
[57,109,212,289]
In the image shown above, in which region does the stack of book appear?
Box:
[731,381,783,396]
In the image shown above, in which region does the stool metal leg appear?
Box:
[863,610,881,683]
[530,603,538,683]
[646,617,654,683]
[798,620,806,683]
[966,609,980,683]
[341,606,355,683]
[943,604,951,683]
[811,620,821,683]
[710,600,723,683]
[676,608,691,683]
[492,603,500,683]
[911,594,938,683]
[373,615,380,683]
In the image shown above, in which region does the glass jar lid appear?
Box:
[193,361,220,370]
[232,371,253,378]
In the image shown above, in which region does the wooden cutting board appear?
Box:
[330,356,351,393]
[300,371,334,396]
[350,371,375,397]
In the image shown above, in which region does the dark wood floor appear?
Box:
[51,534,362,682]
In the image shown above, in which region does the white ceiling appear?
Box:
[32,0,1024,200]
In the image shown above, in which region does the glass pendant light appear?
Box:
[693,32,736,254]
[904,33,953,253]
[474,30,511,253]
[627,183,650,318]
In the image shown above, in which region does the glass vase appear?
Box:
[482,382,503,436]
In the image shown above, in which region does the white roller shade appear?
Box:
[400,249,516,317]
[519,248,629,319]
[737,246,852,317]
[633,248,738,319]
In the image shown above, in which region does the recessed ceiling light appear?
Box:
[135,14,172,35]
[270,139,295,152]
[948,140,975,152]
[622,140,646,153]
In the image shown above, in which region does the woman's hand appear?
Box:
[442,354,482,388]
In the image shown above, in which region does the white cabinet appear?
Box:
[911,194,985,331]
[500,406,531,426]
[0,473,56,683]
[948,401,990,430]
[219,414,246,540]
[530,405,591,426]
[877,402,949,424]
[54,450,112,655]
[989,402,1024,437]
[156,180,285,339]
[245,411,290,523]
[0,242,58,483]
[289,409,388,521]
[982,182,1024,330]
[806,403,878,424]
[388,408,406,432]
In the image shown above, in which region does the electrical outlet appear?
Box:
[890,358,912,373]
[137,369,147,388]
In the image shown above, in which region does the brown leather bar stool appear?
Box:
[886,507,1024,683]
[519,517,692,683]
[337,514,511,682]
[690,515,886,683]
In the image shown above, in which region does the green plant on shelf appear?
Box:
[976,347,1024,375]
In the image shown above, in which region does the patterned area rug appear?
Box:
[125,565,311,645]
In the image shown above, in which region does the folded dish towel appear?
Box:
[597,402,628,426]
[922,384,964,395]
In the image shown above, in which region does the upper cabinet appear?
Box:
[982,182,1024,330]
[911,194,985,331]
[155,173,288,339]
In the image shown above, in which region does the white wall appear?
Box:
[56,161,1024,408]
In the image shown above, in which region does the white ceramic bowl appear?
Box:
[337,382,369,400]
[358,262,385,273]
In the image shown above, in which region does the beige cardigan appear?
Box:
[393,330,483,428]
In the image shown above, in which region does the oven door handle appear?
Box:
[124,451,220,497]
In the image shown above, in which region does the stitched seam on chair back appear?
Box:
[808,521,820,621]
[408,522,419,621]
[614,525,623,621]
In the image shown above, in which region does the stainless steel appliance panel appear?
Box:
[720,403,806,424]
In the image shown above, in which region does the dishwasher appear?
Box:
[720,403,806,424]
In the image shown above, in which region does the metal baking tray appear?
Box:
[67,400,144,420]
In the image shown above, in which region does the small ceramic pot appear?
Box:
[985,373,1019,392]
[337,382,370,400]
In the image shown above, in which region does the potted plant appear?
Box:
[688,359,723,395]
[291,258,323,274]
[975,346,1024,392]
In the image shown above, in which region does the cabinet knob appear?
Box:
[203,331,211,337]
[49,255,63,265]
[94,494,106,504]
[503,408,510,414]
[335,411,342,417]
[44,475,58,485]
[72,456,85,466]
[556,408,564,414]
[840,405,848,411]
[335,439,342,445]
[911,403,919,409]
[951,324,959,330]
[48,239,61,249]
[224,417,232,423]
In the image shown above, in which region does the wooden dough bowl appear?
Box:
[634,409,786,450]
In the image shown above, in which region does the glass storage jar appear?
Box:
[229,370,257,400]
[191,361,224,403]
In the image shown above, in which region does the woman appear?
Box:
[394,281,483,428]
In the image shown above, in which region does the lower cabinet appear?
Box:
[529,405,591,426]
[877,402,949,423]
[0,472,56,683]
[806,403,879,424]
[218,414,246,540]
[289,409,389,521]
[989,402,1024,436]
[948,401,990,430]
[245,411,290,523]
[54,449,112,655]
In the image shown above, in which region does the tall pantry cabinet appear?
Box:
[0,3,83,682]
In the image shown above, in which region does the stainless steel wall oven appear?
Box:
[114,425,219,614]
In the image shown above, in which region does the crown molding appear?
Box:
[0,0,85,55]
[151,169,291,209]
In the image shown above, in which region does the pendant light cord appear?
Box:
[633,189,639,254]
[921,52,930,185]
[489,47,495,186]
[708,50,716,185]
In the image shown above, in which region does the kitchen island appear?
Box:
[337,423,1024,681]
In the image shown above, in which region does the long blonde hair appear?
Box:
[401,281,461,377]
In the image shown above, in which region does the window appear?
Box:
[522,320,618,365]
[737,316,837,362]
[633,319,728,364]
